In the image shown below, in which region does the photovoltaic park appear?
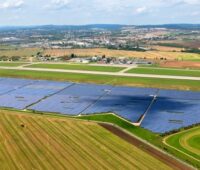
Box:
[0,77,199,134]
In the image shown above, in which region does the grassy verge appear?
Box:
[127,67,200,77]
[76,113,200,168]
[26,63,126,72]
[0,69,200,91]
[0,62,28,67]
[165,127,200,160]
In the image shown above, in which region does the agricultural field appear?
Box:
[127,67,200,77]
[160,61,200,69]
[151,46,184,52]
[0,109,172,169]
[77,113,200,169]
[0,48,41,58]
[0,45,16,50]
[164,127,200,161]
[44,48,200,61]
[0,62,28,67]
[26,63,126,72]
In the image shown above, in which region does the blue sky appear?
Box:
[0,0,200,26]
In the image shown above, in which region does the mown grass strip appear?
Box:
[165,127,200,160]
[27,63,126,72]
[0,62,28,67]
[127,67,200,77]
[0,68,200,91]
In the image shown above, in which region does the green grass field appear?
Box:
[165,127,200,160]
[127,67,200,77]
[76,113,200,168]
[27,63,126,72]
[0,110,172,169]
[0,62,28,67]
[0,68,200,91]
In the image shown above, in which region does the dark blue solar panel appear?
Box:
[57,83,113,96]
[0,79,72,109]
[158,89,200,100]
[0,94,44,109]
[0,78,36,95]
[0,78,35,87]
[29,84,112,115]
[82,95,152,122]
[30,95,100,115]
[0,77,199,134]
[110,86,158,97]
[141,99,200,133]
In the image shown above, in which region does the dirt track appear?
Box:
[99,123,194,170]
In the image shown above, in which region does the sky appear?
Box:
[0,0,200,26]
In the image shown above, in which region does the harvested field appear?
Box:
[44,48,200,61]
[156,40,200,49]
[160,61,200,69]
[177,41,200,49]
[151,46,184,52]
[0,110,172,169]
[0,48,41,57]
[100,123,193,170]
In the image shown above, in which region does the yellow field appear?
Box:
[0,110,172,170]
[151,46,184,52]
[44,48,200,61]
[0,48,41,57]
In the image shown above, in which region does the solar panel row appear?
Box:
[0,77,199,133]
[141,99,200,133]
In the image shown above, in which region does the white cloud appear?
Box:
[135,6,147,14]
[0,0,24,9]
[157,0,200,5]
[191,11,200,16]
[182,0,200,5]
[46,0,71,10]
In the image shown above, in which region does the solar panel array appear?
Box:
[30,83,113,115]
[141,91,200,133]
[0,77,199,133]
[0,78,71,109]
[82,86,157,122]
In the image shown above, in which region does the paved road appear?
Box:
[0,66,200,81]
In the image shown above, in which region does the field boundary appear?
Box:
[99,122,195,170]
[163,127,200,163]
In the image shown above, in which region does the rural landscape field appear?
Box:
[0,0,200,169]
[1,110,175,170]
